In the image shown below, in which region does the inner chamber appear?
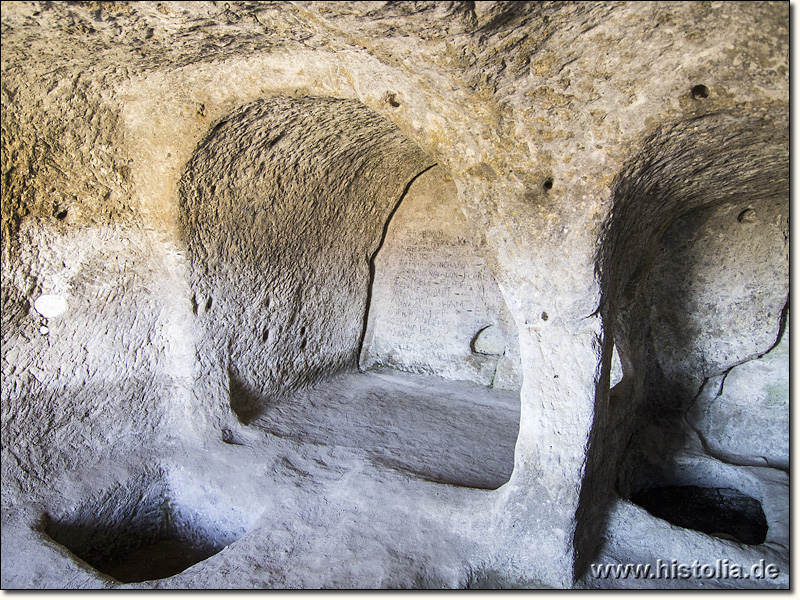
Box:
[360,165,522,390]
[179,96,520,489]
[592,107,789,548]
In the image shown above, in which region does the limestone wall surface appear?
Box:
[1,1,789,590]
[179,95,432,422]
[360,165,522,389]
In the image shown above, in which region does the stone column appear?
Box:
[454,170,607,587]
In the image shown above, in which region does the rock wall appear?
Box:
[687,315,789,471]
[647,192,789,469]
[179,95,432,421]
[0,72,189,499]
[580,106,789,576]
[360,165,521,389]
[647,196,788,390]
[0,0,789,590]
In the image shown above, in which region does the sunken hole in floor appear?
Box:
[42,472,243,583]
[630,485,768,545]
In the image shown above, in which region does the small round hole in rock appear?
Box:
[387,93,401,108]
[221,429,242,445]
[543,178,553,191]
[630,485,767,545]
[691,84,710,99]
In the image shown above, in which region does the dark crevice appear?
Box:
[631,485,767,545]
[760,296,789,358]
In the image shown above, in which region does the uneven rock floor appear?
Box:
[2,370,522,589]
[3,370,787,589]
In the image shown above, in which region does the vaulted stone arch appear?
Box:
[579,105,789,580]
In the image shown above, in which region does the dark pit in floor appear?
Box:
[42,470,243,583]
[630,485,768,545]
[93,538,219,583]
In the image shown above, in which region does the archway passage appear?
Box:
[586,106,788,558]
[179,96,433,405]
[179,97,520,489]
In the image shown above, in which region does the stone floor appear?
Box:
[2,369,788,589]
[2,370,522,589]
[251,369,521,490]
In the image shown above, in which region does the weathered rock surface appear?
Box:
[252,369,520,490]
[647,195,789,397]
[687,315,789,471]
[1,0,789,591]
[179,95,432,422]
[360,165,521,389]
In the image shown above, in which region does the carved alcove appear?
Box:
[595,107,789,549]
[179,97,521,490]
[360,165,522,392]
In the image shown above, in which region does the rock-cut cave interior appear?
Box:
[0,0,790,590]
